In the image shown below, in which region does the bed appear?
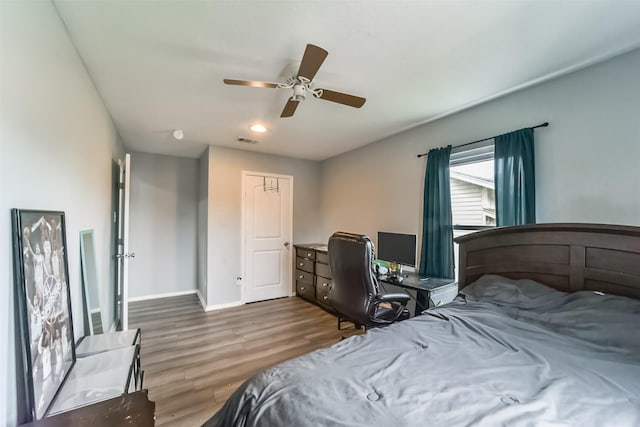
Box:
[205,223,640,426]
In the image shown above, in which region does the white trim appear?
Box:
[128,289,197,302]
[240,171,294,304]
[196,289,207,311]
[203,300,244,312]
[241,171,246,303]
[122,153,131,330]
[196,290,243,312]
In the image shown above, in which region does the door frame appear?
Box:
[113,154,132,331]
[121,153,131,330]
[240,170,294,303]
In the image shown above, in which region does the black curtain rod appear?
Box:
[416,122,549,158]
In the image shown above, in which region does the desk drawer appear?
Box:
[316,251,329,264]
[296,280,314,300]
[315,262,331,279]
[315,277,332,304]
[296,256,314,273]
[295,269,314,285]
[296,247,316,260]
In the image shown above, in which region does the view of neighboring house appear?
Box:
[451,160,496,227]
[450,159,496,278]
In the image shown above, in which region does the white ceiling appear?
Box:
[54,1,640,160]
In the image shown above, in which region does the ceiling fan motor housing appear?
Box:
[292,83,307,101]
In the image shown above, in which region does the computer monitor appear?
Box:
[377,232,417,267]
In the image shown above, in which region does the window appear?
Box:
[449,141,496,277]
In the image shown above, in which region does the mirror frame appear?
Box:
[79,229,104,335]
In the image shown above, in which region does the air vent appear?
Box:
[237,137,258,144]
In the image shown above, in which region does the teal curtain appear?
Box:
[419,146,454,279]
[494,128,536,226]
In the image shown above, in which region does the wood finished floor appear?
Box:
[129,294,362,427]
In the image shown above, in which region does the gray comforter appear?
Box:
[206,275,640,426]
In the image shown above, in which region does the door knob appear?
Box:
[284,242,290,247]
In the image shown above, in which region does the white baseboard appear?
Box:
[128,289,197,302]
[204,301,243,312]
[196,290,207,311]
[196,290,243,312]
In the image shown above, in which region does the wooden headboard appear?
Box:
[455,223,640,299]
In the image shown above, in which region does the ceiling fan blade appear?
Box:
[280,98,300,118]
[318,89,366,108]
[223,79,279,88]
[297,44,328,81]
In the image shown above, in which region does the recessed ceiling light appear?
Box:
[172,129,184,140]
[250,124,267,133]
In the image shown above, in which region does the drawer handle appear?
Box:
[307,253,312,257]
[299,263,304,266]
[323,296,328,300]
[299,275,304,279]
[322,283,328,287]
[300,287,305,291]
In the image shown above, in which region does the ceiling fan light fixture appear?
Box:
[292,84,307,101]
[250,124,267,133]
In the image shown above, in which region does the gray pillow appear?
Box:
[461,274,566,309]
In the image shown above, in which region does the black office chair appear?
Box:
[328,232,410,330]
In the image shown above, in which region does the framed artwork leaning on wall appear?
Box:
[11,209,76,421]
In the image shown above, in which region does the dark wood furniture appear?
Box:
[379,273,457,315]
[294,242,458,317]
[455,223,640,298]
[20,390,155,427]
[294,244,333,312]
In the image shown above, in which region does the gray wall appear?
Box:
[0,2,123,425]
[128,151,198,298]
[206,146,322,306]
[321,48,640,249]
[321,132,425,244]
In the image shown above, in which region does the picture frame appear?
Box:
[11,209,76,421]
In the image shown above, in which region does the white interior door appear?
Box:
[242,172,292,303]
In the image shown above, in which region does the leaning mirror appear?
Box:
[80,230,104,335]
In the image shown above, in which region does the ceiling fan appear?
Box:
[223,44,366,118]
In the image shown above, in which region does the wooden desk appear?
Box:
[20,390,155,427]
[379,273,457,315]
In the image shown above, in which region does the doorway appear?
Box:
[241,172,293,303]
[111,154,132,331]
